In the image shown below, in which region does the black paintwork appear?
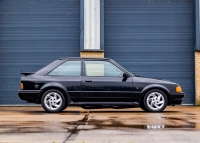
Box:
[18,57,184,106]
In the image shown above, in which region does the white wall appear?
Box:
[84,0,100,50]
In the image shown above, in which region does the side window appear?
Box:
[48,61,81,76]
[85,61,124,77]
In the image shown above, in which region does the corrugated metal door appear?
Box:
[105,0,194,104]
[0,0,80,104]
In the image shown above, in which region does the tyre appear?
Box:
[61,103,68,111]
[41,89,66,113]
[140,103,148,111]
[143,89,168,112]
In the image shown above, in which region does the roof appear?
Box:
[58,57,110,60]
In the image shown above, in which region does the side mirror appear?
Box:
[123,73,128,78]
[122,73,129,81]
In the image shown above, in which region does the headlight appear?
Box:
[176,85,182,93]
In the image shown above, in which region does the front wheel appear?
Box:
[41,89,66,113]
[143,89,168,112]
[140,103,148,111]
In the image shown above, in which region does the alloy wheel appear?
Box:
[41,89,65,113]
[44,92,62,110]
[146,92,165,110]
[144,89,167,112]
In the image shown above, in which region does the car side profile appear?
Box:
[18,58,184,113]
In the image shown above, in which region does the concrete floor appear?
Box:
[0,106,199,143]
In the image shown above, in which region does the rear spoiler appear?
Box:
[20,72,35,76]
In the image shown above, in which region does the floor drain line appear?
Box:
[63,112,89,143]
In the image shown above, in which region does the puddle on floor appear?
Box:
[0,121,76,133]
[0,110,200,134]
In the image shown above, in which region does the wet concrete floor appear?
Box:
[0,106,199,143]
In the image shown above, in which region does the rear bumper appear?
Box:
[169,92,184,105]
[18,90,41,103]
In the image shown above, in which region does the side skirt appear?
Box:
[69,102,139,106]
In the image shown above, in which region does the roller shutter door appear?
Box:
[0,0,80,104]
[105,0,194,104]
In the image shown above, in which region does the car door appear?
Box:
[48,60,82,102]
[81,59,133,102]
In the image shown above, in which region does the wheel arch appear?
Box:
[36,82,71,104]
[139,85,171,105]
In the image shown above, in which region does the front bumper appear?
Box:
[18,90,41,103]
[169,92,184,105]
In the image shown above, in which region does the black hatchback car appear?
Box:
[18,57,184,113]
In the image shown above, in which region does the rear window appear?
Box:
[48,61,81,76]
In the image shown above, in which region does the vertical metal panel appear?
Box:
[0,0,80,104]
[195,0,200,51]
[104,0,195,104]
[100,0,104,50]
[84,0,100,50]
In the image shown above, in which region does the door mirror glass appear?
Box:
[123,73,128,78]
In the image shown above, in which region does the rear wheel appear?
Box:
[143,89,168,112]
[41,89,66,113]
[61,103,68,111]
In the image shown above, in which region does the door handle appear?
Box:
[85,80,92,82]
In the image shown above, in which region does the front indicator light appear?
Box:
[20,83,24,90]
[176,86,182,93]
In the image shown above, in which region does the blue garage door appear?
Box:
[0,0,80,104]
[105,0,194,104]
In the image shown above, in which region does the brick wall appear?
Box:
[195,51,200,105]
[80,51,104,58]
